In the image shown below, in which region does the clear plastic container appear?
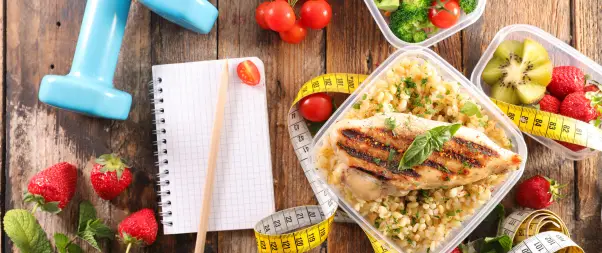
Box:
[312,46,527,253]
[363,0,487,48]
[470,24,602,160]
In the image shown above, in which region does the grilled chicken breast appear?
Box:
[325,113,522,200]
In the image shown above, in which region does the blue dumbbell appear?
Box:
[39,0,218,120]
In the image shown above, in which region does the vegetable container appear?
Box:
[470,24,602,160]
[363,0,487,48]
[312,46,527,253]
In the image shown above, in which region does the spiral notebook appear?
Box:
[151,57,275,234]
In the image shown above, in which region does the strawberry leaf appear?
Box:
[3,209,53,253]
[40,202,61,214]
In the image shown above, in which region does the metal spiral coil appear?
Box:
[150,78,173,226]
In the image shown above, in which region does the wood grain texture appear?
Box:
[0,0,4,250]
[2,0,602,252]
[573,0,601,220]
[326,1,393,252]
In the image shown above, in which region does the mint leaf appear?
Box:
[86,219,114,239]
[79,230,101,251]
[78,201,97,234]
[54,233,82,253]
[460,101,483,118]
[54,233,70,253]
[3,209,53,253]
[399,124,461,170]
[481,235,512,253]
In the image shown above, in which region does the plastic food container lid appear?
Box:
[363,0,487,48]
[312,46,527,253]
[470,24,602,160]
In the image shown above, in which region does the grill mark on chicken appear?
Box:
[341,129,390,151]
[339,127,483,171]
[336,143,420,178]
[452,137,499,157]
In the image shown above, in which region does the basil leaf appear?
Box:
[460,101,482,118]
[398,133,432,170]
[398,123,461,170]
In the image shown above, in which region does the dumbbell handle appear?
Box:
[70,0,131,86]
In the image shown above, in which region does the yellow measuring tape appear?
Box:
[253,73,589,253]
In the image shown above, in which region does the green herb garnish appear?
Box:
[352,103,361,110]
[373,158,381,164]
[387,148,397,164]
[421,78,428,86]
[374,217,383,228]
[398,124,461,171]
[385,117,397,131]
[460,101,483,118]
[362,94,367,100]
[437,165,451,174]
[404,78,416,88]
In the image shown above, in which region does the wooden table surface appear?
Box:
[1,0,601,252]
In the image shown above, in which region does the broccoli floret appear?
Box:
[460,0,478,14]
[388,0,432,43]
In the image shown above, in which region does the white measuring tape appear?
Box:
[253,73,585,253]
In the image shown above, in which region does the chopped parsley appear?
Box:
[425,108,435,115]
[374,217,383,228]
[434,215,441,219]
[415,212,420,219]
[446,210,456,217]
[419,189,430,198]
[444,176,451,181]
[406,238,413,245]
[445,90,451,95]
[404,78,416,88]
[391,228,401,234]
[421,78,428,86]
[362,94,367,100]
[352,103,361,110]
[387,148,397,164]
[401,209,407,215]
[479,120,488,127]
[425,96,432,104]
[385,117,397,131]
[437,165,451,173]
[377,103,384,111]
[373,158,382,164]
[462,161,473,168]
[437,94,444,99]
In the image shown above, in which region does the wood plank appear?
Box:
[4,0,114,252]
[148,1,219,251]
[214,0,327,252]
[0,0,4,249]
[571,0,602,251]
[326,1,393,252]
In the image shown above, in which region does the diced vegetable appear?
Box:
[374,0,400,12]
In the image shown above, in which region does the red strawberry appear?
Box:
[516,175,563,209]
[118,208,158,251]
[25,162,77,213]
[556,140,586,152]
[538,94,561,113]
[450,247,462,253]
[559,92,597,123]
[584,84,599,93]
[90,154,133,200]
[547,66,585,99]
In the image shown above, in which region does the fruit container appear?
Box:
[363,0,487,48]
[311,46,527,253]
[471,24,602,160]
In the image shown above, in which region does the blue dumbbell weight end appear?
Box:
[39,0,133,120]
[39,0,218,120]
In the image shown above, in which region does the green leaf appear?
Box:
[384,117,397,131]
[79,230,101,251]
[460,101,483,118]
[54,233,82,253]
[78,201,97,234]
[3,209,53,253]
[480,235,512,253]
[352,103,361,110]
[387,148,397,164]
[398,124,461,170]
[86,219,114,239]
[41,202,61,214]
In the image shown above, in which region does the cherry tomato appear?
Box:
[236,60,261,86]
[255,2,272,29]
[299,93,333,122]
[279,21,307,44]
[428,0,460,29]
[265,1,296,32]
[300,0,332,30]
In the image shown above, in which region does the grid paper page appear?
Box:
[152,57,275,234]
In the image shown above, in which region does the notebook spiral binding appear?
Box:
[149,78,174,227]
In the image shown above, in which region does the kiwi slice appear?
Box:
[482,39,552,105]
